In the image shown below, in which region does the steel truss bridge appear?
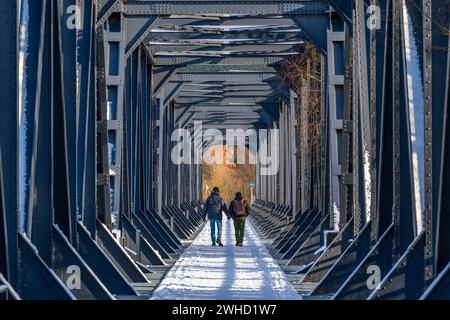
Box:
[0,0,449,300]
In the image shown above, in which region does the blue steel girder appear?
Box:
[96,26,113,227]
[77,0,98,236]
[25,0,53,264]
[424,0,450,277]
[153,66,177,96]
[102,11,127,227]
[172,72,280,82]
[123,1,329,16]
[181,82,285,91]
[177,90,281,98]
[174,96,281,105]
[0,152,8,284]
[76,222,139,296]
[421,261,450,300]
[97,0,123,26]
[150,44,303,57]
[174,104,193,125]
[325,26,345,230]
[330,0,353,25]
[290,13,329,53]
[353,0,373,232]
[176,103,276,128]
[147,30,305,44]
[172,69,286,103]
[51,225,115,300]
[0,0,18,285]
[118,1,331,66]
[163,81,185,105]
[176,80,287,99]
[54,0,78,244]
[17,233,75,300]
[0,272,20,300]
[5,0,449,301]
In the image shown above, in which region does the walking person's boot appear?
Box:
[216,239,223,246]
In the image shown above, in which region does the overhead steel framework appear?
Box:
[0,0,449,300]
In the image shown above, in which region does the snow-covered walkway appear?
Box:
[151,218,301,300]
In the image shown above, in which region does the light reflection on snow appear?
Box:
[151,218,301,300]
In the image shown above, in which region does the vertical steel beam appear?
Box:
[271,120,278,203]
[78,0,97,236]
[144,56,153,213]
[155,94,164,214]
[104,12,125,228]
[376,0,396,244]
[339,29,354,231]
[52,0,77,243]
[435,30,450,276]
[354,0,374,231]
[0,153,8,282]
[124,48,137,215]
[27,0,52,263]
[368,0,381,242]
[320,54,330,217]
[289,92,298,215]
[327,23,345,230]
[279,103,286,204]
[60,0,78,243]
[423,0,434,283]
[425,0,450,283]
[96,26,112,226]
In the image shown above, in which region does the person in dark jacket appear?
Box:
[203,187,228,246]
[228,192,249,246]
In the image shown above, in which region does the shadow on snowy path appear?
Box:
[151,216,302,300]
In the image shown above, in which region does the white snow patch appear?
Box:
[108,142,115,166]
[110,209,119,236]
[18,0,30,233]
[107,101,113,120]
[402,3,425,233]
[362,149,372,223]
[151,219,301,300]
[333,202,340,230]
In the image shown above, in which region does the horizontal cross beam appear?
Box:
[124,2,329,16]
[175,96,280,104]
[171,73,280,82]
[151,56,286,66]
[153,50,298,58]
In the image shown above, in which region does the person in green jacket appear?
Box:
[228,192,250,246]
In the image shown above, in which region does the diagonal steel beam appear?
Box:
[97,0,123,26]
[153,66,177,96]
[125,15,158,56]
[163,81,185,105]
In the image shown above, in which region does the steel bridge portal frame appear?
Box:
[0,0,449,300]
